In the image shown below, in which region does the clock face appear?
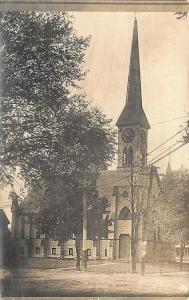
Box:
[140,129,146,144]
[122,128,135,143]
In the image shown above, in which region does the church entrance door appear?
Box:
[119,234,131,259]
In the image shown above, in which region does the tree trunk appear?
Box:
[131,239,137,273]
[75,236,81,271]
[179,242,185,271]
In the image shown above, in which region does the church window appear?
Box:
[105,249,108,257]
[122,190,129,198]
[128,146,133,166]
[52,248,56,255]
[87,249,91,257]
[35,247,40,255]
[123,147,133,167]
[69,248,73,255]
[123,147,127,166]
[140,148,146,166]
[119,207,131,220]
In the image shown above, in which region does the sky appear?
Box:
[0,12,189,222]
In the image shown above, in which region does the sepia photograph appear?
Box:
[0,7,189,297]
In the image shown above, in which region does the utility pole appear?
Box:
[141,164,153,275]
[130,157,136,273]
[82,189,88,271]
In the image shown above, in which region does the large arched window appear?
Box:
[128,146,133,166]
[123,147,133,167]
[119,207,131,220]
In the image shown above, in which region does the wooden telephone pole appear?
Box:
[82,189,88,271]
[130,158,137,273]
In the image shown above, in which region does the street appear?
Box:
[1,261,189,297]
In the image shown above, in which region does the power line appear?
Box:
[149,142,187,166]
[151,115,188,126]
[148,127,186,156]
[148,142,179,164]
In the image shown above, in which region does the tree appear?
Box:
[88,193,112,241]
[122,162,158,273]
[175,12,188,19]
[152,167,189,270]
[0,12,116,268]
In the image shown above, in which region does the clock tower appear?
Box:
[116,18,150,168]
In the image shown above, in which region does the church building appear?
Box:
[11,19,174,265]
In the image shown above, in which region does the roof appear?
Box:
[116,19,150,129]
[96,166,156,195]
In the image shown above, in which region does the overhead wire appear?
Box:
[147,127,186,156]
[149,142,187,166]
[148,141,179,164]
[151,115,188,126]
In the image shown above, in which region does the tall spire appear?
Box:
[166,161,172,177]
[166,149,172,176]
[116,18,150,129]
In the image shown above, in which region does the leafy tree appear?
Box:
[87,193,112,241]
[0,12,116,268]
[152,167,189,270]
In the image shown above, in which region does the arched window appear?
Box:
[119,207,131,220]
[128,146,133,166]
[69,248,73,255]
[140,147,146,166]
[123,147,133,167]
[123,147,127,166]
[87,249,91,257]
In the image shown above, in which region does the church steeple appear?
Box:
[166,161,172,177]
[117,19,150,168]
[116,18,150,129]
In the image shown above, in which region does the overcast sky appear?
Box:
[1,12,189,222]
[73,11,189,170]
